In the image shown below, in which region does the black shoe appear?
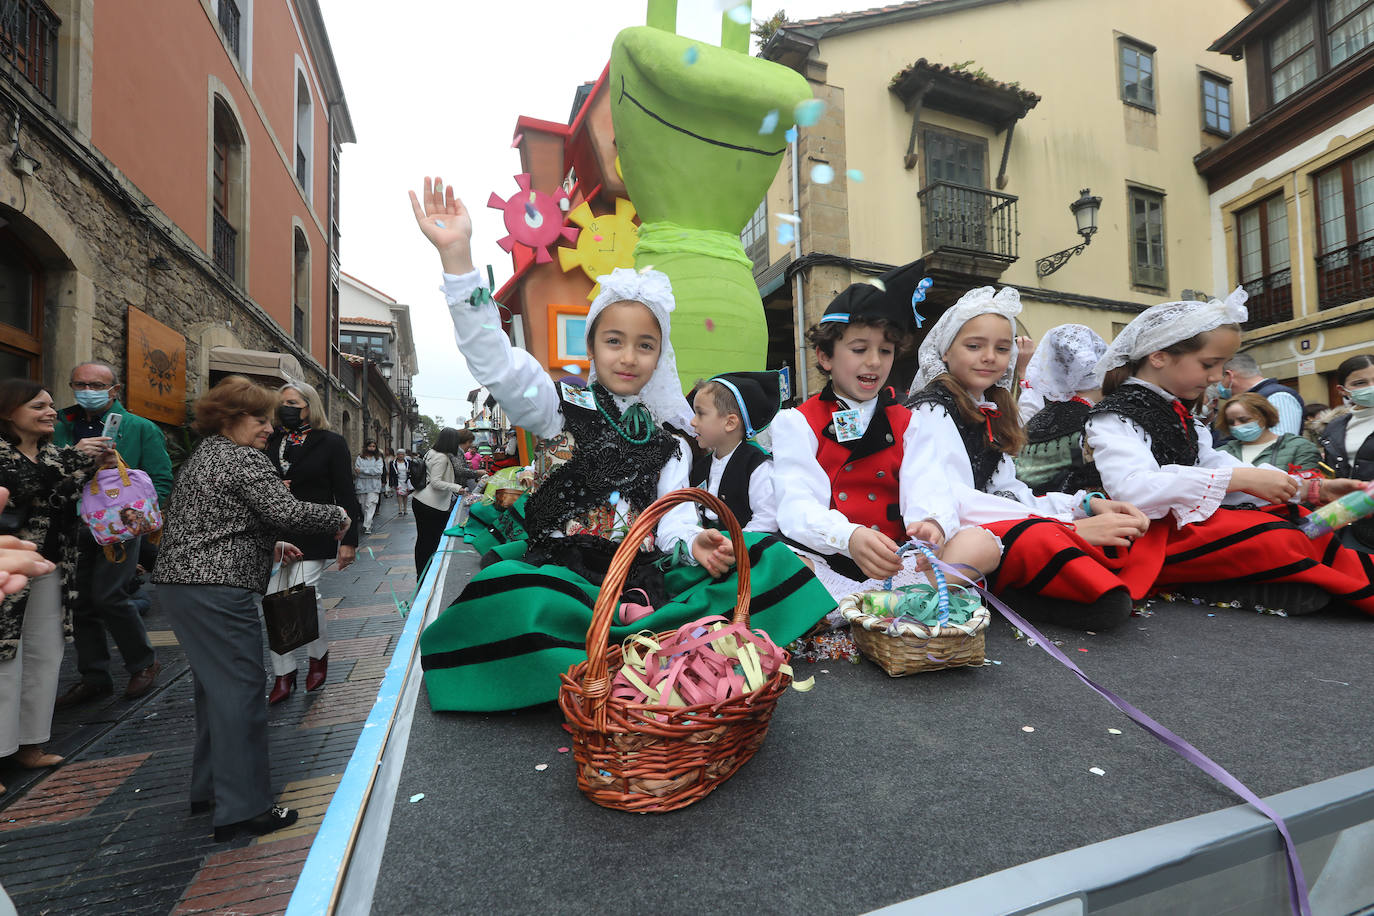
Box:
[998,586,1133,631]
[1176,581,1330,617]
[213,805,298,842]
[54,681,115,709]
[190,799,214,815]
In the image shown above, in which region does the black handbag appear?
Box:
[261,562,318,655]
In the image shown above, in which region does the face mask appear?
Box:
[1230,422,1263,442]
[278,405,304,429]
[1215,385,1232,400]
[1348,387,1374,408]
[74,389,111,411]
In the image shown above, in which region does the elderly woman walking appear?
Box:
[152,377,349,841]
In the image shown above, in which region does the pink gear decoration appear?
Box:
[487,174,577,264]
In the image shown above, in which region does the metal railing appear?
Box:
[917,181,1019,261]
[218,0,240,60]
[1240,267,1293,329]
[1317,234,1374,310]
[212,208,237,278]
[0,0,59,102]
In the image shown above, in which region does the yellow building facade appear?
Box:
[755,0,1252,397]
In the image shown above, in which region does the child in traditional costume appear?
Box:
[772,271,1003,601]
[904,287,1150,628]
[1014,324,1109,496]
[1083,290,1374,615]
[409,179,832,711]
[686,371,781,538]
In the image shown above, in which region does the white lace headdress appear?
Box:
[1024,324,1109,403]
[584,267,695,431]
[1094,288,1249,376]
[910,286,1022,394]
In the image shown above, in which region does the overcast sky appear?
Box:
[318,0,834,427]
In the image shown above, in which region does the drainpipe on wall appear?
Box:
[790,132,808,401]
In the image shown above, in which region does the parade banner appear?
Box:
[125,306,187,425]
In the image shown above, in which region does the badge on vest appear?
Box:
[833,408,865,443]
[560,382,595,410]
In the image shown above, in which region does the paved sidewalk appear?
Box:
[0,497,422,915]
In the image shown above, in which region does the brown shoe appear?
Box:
[267,671,297,705]
[54,681,114,709]
[14,745,64,768]
[124,661,162,699]
[305,653,328,692]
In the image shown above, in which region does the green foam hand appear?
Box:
[610,1,813,388]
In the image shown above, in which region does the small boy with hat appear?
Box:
[770,261,1003,598]
[687,371,784,538]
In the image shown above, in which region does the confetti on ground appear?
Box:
[1022,726,1035,733]
[523,385,540,399]
[847,169,864,182]
[683,46,699,64]
[726,3,750,24]
[759,109,779,135]
[563,364,582,375]
[557,747,569,753]
[1077,648,1088,652]
[776,223,795,245]
[810,164,835,184]
[409,793,425,803]
[794,98,826,126]
[1085,631,1097,636]
[535,763,549,772]
[1108,728,1122,735]
[820,669,830,674]
[704,318,715,332]
[989,660,1002,665]
[1088,767,1106,776]
[1207,613,1215,617]
[785,126,798,143]
[366,547,375,560]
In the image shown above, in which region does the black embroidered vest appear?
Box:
[905,382,1003,492]
[1088,384,1199,469]
[1017,400,1099,495]
[689,443,769,528]
[1025,399,1092,445]
[520,385,681,544]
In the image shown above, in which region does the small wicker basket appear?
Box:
[557,488,791,813]
[840,587,990,677]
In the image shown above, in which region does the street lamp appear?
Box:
[1036,188,1102,278]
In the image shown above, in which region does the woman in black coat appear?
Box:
[262,381,362,704]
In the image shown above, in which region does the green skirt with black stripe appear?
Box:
[421,505,834,712]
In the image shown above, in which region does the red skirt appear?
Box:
[982,505,1374,616]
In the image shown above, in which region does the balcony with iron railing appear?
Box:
[917,181,1019,277]
[212,209,237,278]
[0,0,59,102]
[1317,234,1374,311]
[1240,267,1293,330]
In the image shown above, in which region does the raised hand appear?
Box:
[408,176,475,275]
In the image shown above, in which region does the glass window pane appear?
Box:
[1317,169,1348,253]
[1238,208,1263,281]
[0,247,34,333]
[1266,197,1291,271]
[1271,49,1318,103]
[1329,0,1374,66]
[0,347,30,380]
[1353,150,1374,239]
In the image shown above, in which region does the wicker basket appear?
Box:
[557,488,790,813]
[840,588,990,677]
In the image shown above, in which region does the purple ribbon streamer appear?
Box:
[917,548,1311,916]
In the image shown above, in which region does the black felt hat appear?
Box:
[709,371,783,438]
[820,258,932,332]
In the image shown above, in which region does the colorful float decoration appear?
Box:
[558,199,639,300]
[487,173,578,264]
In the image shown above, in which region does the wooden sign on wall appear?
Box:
[125,306,187,425]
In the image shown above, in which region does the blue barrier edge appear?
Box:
[284,504,460,916]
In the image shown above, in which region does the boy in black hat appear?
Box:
[687,371,783,538]
[770,262,1002,598]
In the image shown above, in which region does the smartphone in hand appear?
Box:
[101,412,122,441]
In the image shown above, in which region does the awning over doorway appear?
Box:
[208,347,305,383]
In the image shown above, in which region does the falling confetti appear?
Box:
[593,235,603,242]
[810,164,835,184]
[1021,725,1035,733]
[481,322,498,330]
[683,46,699,64]
[704,318,715,332]
[638,264,655,274]
[847,169,864,182]
[409,793,425,803]
[1088,767,1106,776]
[434,220,446,229]
[776,223,795,245]
[511,133,523,148]
[1108,728,1123,735]
[523,385,540,399]
[794,98,827,126]
[609,491,621,505]
[759,109,779,135]
[563,364,582,375]
[785,126,798,143]
[524,201,539,220]
[726,3,750,24]
[535,763,549,772]
[866,278,887,292]
[776,213,800,224]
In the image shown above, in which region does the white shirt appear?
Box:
[681,443,777,546]
[1084,378,1296,527]
[772,393,960,558]
[1017,381,1045,425]
[441,270,700,555]
[1344,408,1374,460]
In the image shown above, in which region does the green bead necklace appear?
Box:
[595,388,653,445]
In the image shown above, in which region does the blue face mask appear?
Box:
[1215,385,1232,400]
[1348,387,1374,408]
[1230,421,1264,442]
[74,389,111,411]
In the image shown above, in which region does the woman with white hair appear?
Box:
[261,381,362,704]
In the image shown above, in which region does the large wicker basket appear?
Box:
[840,588,990,677]
[556,488,790,813]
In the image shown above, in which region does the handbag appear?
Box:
[78,452,163,561]
[261,561,319,655]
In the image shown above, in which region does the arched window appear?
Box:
[0,230,43,380]
[294,66,313,199]
[292,227,310,349]
[211,95,247,285]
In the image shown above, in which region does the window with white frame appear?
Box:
[1119,39,1155,110]
[294,66,313,200]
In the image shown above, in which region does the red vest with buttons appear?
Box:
[796,386,910,543]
